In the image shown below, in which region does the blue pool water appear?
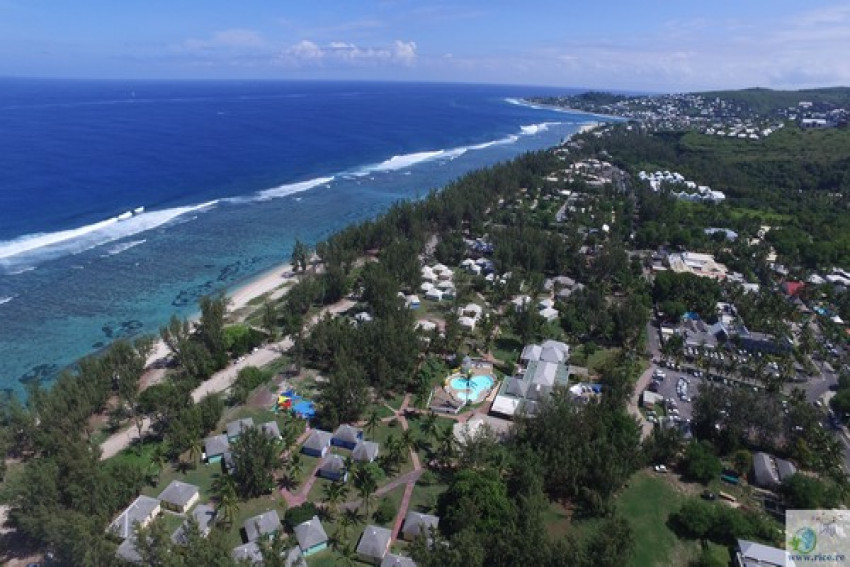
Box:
[449,374,495,402]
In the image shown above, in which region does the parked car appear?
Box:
[701,490,716,500]
[654,465,668,473]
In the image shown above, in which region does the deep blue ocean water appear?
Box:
[0,79,600,397]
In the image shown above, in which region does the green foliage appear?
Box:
[223,324,266,358]
[230,427,280,498]
[671,497,777,546]
[438,468,514,536]
[780,473,841,509]
[229,366,270,405]
[373,495,396,524]
[682,441,722,484]
[284,501,321,529]
[652,272,722,320]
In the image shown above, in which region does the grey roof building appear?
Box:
[204,433,230,459]
[172,504,216,544]
[356,525,393,564]
[736,538,795,567]
[301,429,333,457]
[491,340,570,420]
[109,495,161,540]
[318,454,348,481]
[260,420,283,440]
[401,511,439,541]
[232,541,263,565]
[243,510,282,542]
[227,417,255,440]
[332,424,363,448]
[352,440,380,463]
[157,480,200,513]
[116,536,142,563]
[752,452,796,488]
[381,554,418,567]
[294,515,329,555]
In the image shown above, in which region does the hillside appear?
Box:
[696,86,850,114]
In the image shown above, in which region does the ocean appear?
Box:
[0,78,599,397]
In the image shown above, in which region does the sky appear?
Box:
[1,0,849,91]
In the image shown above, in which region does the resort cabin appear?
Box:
[109,495,161,540]
[452,415,510,444]
[401,511,439,542]
[420,266,436,282]
[352,440,380,463]
[355,311,374,325]
[203,434,230,464]
[332,424,363,449]
[460,303,483,320]
[405,294,421,309]
[260,420,283,441]
[381,554,418,567]
[356,525,393,565]
[232,542,263,565]
[420,281,434,292]
[436,279,455,290]
[243,510,282,542]
[539,306,559,322]
[157,480,200,514]
[415,320,437,333]
[735,539,794,567]
[172,504,216,544]
[441,287,456,300]
[294,515,329,556]
[318,454,348,482]
[226,417,255,441]
[424,288,443,301]
[301,429,333,458]
[458,316,477,331]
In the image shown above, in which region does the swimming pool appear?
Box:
[448,374,494,402]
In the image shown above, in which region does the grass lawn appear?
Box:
[141,460,220,503]
[407,476,446,515]
[585,347,620,374]
[614,470,738,567]
[220,406,279,429]
[493,335,523,365]
[225,495,287,549]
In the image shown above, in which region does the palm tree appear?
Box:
[211,474,238,527]
[420,411,439,451]
[353,465,378,517]
[335,542,357,567]
[187,436,202,470]
[364,409,381,437]
[401,428,417,455]
[282,452,302,490]
[150,444,169,485]
[435,425,456,469]
[323,481,348,521]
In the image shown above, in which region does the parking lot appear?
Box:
[647,367,703,423]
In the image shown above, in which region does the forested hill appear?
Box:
[695,86,850,114]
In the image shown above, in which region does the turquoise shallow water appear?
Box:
[0,79,601,397]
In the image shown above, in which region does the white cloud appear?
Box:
[281,39,417,67]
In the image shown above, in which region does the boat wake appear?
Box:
[0,295,14,306]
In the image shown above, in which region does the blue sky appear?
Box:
[1,1,849,90]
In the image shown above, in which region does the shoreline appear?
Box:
[144,259,296,369]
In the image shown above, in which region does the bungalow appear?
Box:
[538,298,555,310]
[405,294,421,309]
[352,440,380,463]
[458,316,477,331]
[243,510,282,542]
[294,515,329,556]
[420,281,434,292]
[415,320,437,333]
[317,454,349,482]
[641,390,664,409]
[157,480,200,514]
[381,554,417,567]
[203,434,230,464]
[539,306,559,322]
[301,429,333,458]
[226,417,255,442]
[172,504,216,544]
[109,495,161,540]
[424,288,443,301]
[436,279,455,290]
[356,525,393,565]
[401,511,439,542]
[460,303,483,320]
[260,420,283,441]
[441,287,456,300]
[232,542,263,565]
[332,424,363,449]
[752,452,797,489]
